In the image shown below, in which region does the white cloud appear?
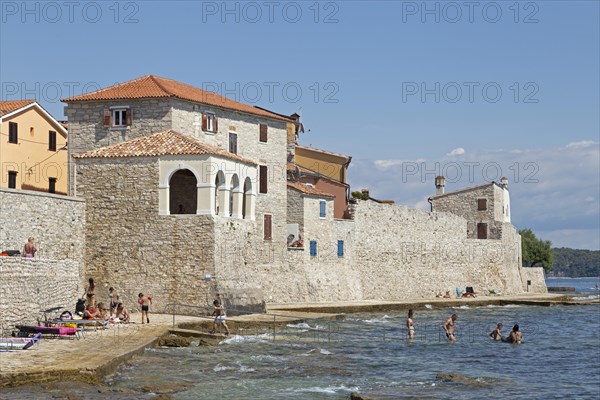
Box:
[566,141,598,149]
[446,147,465,157]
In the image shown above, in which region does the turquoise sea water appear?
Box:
[3,278,599,399]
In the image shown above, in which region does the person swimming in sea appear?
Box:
[489,323,503,341]
[406,309,415,339]
[504,324,522,344]
[443,314,457,342]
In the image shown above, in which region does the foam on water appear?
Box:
[287,384,359,394]
[425,304,433,309]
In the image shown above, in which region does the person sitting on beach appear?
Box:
[22,237,37,258]
[443,314,458,342]
[115,303,130,323]
[406,309,415,339]
[138,293,152,324]
[489,323,503,341]
[84,303,103,320]
[209,299,230,336]
[443,290,452,299]
[505,324,522,344]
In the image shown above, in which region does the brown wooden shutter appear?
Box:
[477,199,487,210]
[126,108,132,126]
[202,113,208,131]
[214,116,219,132]
[103,109,111,127]
[477,223,488,239]
[259,124,268,142]
[264,214,272,240]
[259,165,268,194]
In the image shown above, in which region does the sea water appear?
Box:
[3,278,600,399]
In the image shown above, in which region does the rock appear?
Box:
[350,392,373,400]
[157,335,193,347]
[141,382,193,394]
[435,373,481,384]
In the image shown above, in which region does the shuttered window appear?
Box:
[477,223,488,239]
[229,132,238,154]
[202,112,217,133]
[263,214,272,240]
[477,199,487,211]
[310,240,317,257]
[319,200,326,218]
[8,122,18,143]
[259,165,268,194]
[337,240,344,257]
[8,171,17,189]
[259,124,268,142]
[49,131,57,151]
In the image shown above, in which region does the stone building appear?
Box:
[55,74,545,311]
[430,176,511,240]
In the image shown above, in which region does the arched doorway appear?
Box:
[169,169,197,214]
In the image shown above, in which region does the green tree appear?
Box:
[519,228,555,270]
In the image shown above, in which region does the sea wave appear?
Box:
[425,304,434,309]
[572,295,600,301]
[220,333,273,345]
[287,384,359,394]
[363,315,392,324]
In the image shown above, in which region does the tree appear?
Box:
[519,228,555,270]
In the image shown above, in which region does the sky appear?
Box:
[1,0,599,249]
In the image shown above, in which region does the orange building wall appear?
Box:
[295,147,348,184]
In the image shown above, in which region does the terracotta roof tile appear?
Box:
[73,130,256,165]
[61,75,291,122]
[287,181,335,198]
[0,100,35,117]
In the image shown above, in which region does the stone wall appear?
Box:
[76,158,217,312]
[520,267,548,294]
[0,258,81,332]
[431,183,504,239]
[0,188,85,263]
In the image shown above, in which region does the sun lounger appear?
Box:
[16,325,77,337]
[0,333,42,350]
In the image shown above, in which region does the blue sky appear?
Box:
[1,1,599,249]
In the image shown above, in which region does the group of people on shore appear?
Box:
[406,309,523,344]
[80,278,153,324]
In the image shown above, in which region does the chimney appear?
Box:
[435,176,445,195]
[361,188,370,199]
[500,176,508,187]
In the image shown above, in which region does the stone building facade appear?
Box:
[57,75,545,312]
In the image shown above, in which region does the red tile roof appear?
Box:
[287,181,335,198]
[0,100,35,117]
[73,130,256,165]
[61,75,291,122]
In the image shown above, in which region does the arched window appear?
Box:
[229,174,239,217]
[243,177,252,219]
[169,169,197,215]
[214,170,225,215]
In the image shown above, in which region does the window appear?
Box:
[477,223,488,239]
[49,177,57,194]
[337,240,344,257]
[49,131,57,151]
[202,112,217,133]
[8,122,18,143]
[310,240,317,257]
[259,165,268,194]
[229,132,238,154]
[477,199,487,211]
[319,200,327,218]
[8,171,17,189]
[263,214,272,240]
[112,108,130,127]
[259,124,268,142]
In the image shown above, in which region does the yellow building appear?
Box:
[294,144,351,184]
[0,100,68,195]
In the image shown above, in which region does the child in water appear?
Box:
[489,323,503,341]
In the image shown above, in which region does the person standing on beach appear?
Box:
[22,237,37,258]
[443,314,458,342]
[138,293,152,324]
[108,287,120,316]
[489,323,503,341]
[406,309,415,339]
[210,299,230,336]
[83,278,95,304]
